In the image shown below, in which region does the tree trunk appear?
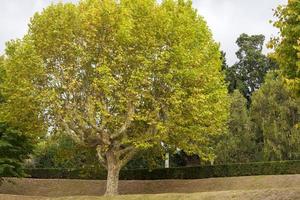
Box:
[105,151,121,196]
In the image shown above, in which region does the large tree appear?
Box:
[226,34,276,101]
[269,0,300,96]
[1,0,229,195]
[250,72,300,161]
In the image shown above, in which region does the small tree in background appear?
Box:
[1,0,229,195]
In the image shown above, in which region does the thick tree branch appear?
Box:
[80,116,111,145]
[116,146,135,158]
[82,117,104,133]
[60,120,85,145]
[96,146,108,169]
[111,102,135,139]
[60,104,112,146]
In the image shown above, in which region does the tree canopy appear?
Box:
[225,34,276,101]
[269,0,300,96]
[0,39,47,137]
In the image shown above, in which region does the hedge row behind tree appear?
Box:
[24,160,300,180]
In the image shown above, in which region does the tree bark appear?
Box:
[105,150,121,196]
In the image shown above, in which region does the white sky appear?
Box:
[0,0,287,65]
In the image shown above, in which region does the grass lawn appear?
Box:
[0,175,299,199]
[1,188,300,200]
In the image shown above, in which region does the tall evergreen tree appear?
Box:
[226,34,277,101]
[220,51,228,71]
[216,90,255,163]
[250,72,300,161]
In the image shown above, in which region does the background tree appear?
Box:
[226,34,277,101]
[124,145,165,169]
[216,90,255,163]
[269,0,300,96]
[0,39,47,137]
[2,0,229,195]
[220,51,228,71]
[0,45,39,184]
[221,51,237,93]
[0,123,34,184]
[32,134,100,170]
[250,72,300,161]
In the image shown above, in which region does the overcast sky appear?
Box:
[0,0,287,65]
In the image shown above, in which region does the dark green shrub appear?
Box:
[33,134,100,169]
[0,123,34,183]
[23,160,300,180]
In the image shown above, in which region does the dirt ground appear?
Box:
[0,174,299,198]
[1,188,300,200]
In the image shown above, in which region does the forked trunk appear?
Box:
[101,146,136,196]
[105,151,121,196]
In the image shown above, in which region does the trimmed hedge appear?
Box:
[25,160,300,180]
[24,168,106,179]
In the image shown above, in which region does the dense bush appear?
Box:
[32,134,100,169]
[24,160,300,180]
[0,123,34,183]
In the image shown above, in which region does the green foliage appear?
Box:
[1,0,228,185]
[226,34,277,100]
[216,91,256,163]
[220,51,228,71]
[0,39,46,137]
[33,134,101,169]
[124,146,165,170]
[270,0,300,96]
[25,168,97,179]
[0,123,34,183]
[250,72,300,161]
[120,160,300,180]
[32,135,165,170]
[25,160,300,180]
[2,0,229,194]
